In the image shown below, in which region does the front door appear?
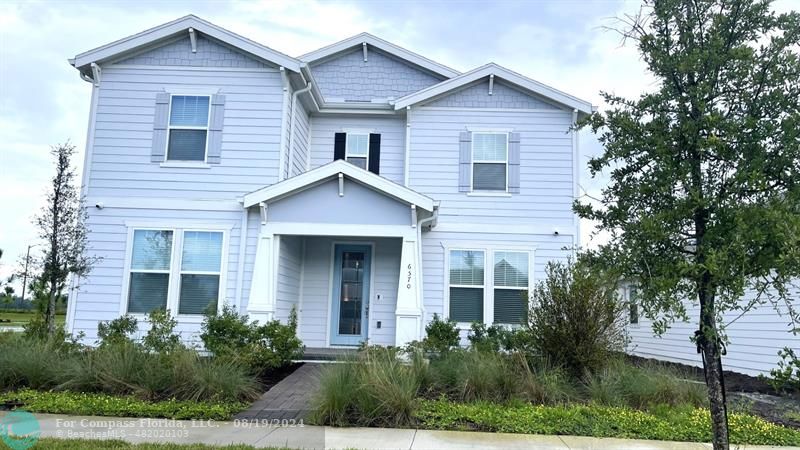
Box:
[330,244,371,346]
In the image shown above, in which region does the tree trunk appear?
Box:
[700,330,729,450]
[46,284,57,337]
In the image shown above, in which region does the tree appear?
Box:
[577,1,800,449]
[0,249,15,302]
[32,143,96,337]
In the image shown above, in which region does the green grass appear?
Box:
[28,439,292,449]
[415,399,800,446]
[0,389,247,421]
[0,311,65,328]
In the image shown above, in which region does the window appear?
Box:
[448,250,485,322]
[345,133,369,169]
[178,231,223,315]
[472,132,508,191]
[127,230,173,314]
[493,251,529,324]
[125,227,225,316]
[629,286,639,325]
[167,95,210,161]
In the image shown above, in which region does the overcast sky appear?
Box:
[0,0,770,291]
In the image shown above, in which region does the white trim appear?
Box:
[344,132,370,169]
[164,94,211,163]
[242,160,435,211]
[266,222,416,238]
[298,32,459,79]
[69,81,100,335]
[108,64,279,73]
[404,106,411,187]
[417,106,573,114]
[89,197,241,211]
[341,127,375,134]
[466,192,512,198]
[432,222,572,236]
[72,15,301,71]
[159,162,211,169]
[124,220,235,230]
[466,126,514,133]
[572,109,581,249]
[297,237,307,337]
[394,63,593,114]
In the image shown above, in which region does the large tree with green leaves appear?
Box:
[577,1,800,448]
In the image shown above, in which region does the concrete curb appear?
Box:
[3,412,797,450]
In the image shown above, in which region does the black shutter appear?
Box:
[368,133,381,174]
[334,133,346,161]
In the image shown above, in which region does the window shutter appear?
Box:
[368,133,381,174]
[508,132,521,194]
[206,94,226,164]
[151,93,170,163]
[334,133,346,161]
[458,131,472,192]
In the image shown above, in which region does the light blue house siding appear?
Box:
[116,35,269,68]
[309,115,407,185]
[90,65,284,199]
[408,107,575,228]
[310,47,444,101]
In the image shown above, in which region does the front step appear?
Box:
[300,347,358,361]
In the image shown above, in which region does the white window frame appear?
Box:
[124,228,177,316]
[446,248,486,325]
[345,132,370,169]
[470,131,509,193]
[492,250,531,325]
[176,229,226,317]
[165,94,212,163]
[443,243,535,327]
[120,223,231,324]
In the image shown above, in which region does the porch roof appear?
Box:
[242,160,436,212]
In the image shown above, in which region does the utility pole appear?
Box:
[20,244,38,302]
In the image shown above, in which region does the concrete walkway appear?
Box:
[7,413,797,449]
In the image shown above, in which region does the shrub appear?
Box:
[0,388,246,421]
[421,314,460,354]
[528,260,627,377]
[200,305,303,373]
[765,347,800,392]
[97,314,138,346]
[0,333,72,390]
[142,308,182,353]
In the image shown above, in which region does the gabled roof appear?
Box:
[70,15,301,74]
[298,32,460,79]
[393,63,595,115]
[242,160,435,211]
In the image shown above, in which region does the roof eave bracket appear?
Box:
[362,42,368,62]
[188,27,197,53]
[90,63,101,87]
[488,74,494,96]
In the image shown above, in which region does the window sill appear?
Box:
[466,192,512,197]
[160,162,211,169]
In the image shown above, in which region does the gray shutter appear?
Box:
[206,94,226,164]
[458,131,472,192]
[508,132,521,194]
[151,93,170,163]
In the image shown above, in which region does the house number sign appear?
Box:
[406,264,412,289]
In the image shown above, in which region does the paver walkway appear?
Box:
[8,412,797,449]
[236,363,325,421]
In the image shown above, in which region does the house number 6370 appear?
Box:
[406,264,412,289]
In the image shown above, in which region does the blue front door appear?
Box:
[330,244,371,346]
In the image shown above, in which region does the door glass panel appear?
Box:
[338,251,365,335]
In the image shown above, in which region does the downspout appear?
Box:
[287,83,313,179]
[413,204,439,326]
[235,203,249,311]
[278,67,290,181]
[404,106,412,186]
[571,109,580,250]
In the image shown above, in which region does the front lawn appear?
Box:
[0,311,65,328]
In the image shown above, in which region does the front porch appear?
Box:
[241,161,437,348]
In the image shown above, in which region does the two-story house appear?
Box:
[66,15,593,349]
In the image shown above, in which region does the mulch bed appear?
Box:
[627,354,800,428]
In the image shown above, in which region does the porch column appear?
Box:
[248,204,277,322]
[396,230,423,346]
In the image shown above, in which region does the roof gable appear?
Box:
[70,15,300,74]
[243,160,435,212]
[299,32,459,79]
[113,34,270,69]
[394,63,594,115]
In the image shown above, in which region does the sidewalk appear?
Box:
[12,413,798,450]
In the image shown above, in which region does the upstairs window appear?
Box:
[167,95,210,161]
[345,133,370,169]
[472,132,508,191]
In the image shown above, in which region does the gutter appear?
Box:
[277,66,291,181]
[286,83,313,179]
